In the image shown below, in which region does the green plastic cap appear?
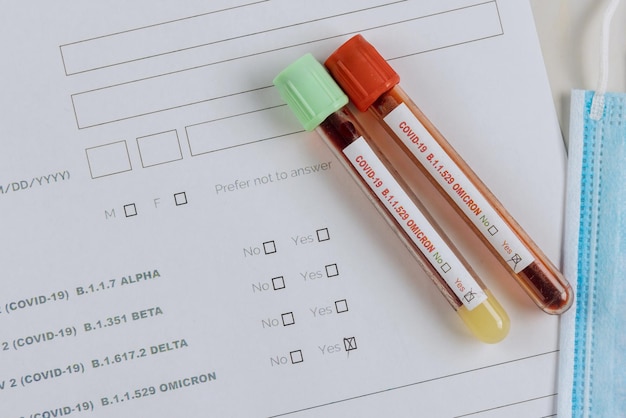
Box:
[273,53,348,131]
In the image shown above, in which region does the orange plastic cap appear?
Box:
[325,34,399,112]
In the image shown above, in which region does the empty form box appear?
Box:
[325,264,339,278]
[263,241,277,255]
[281,312,295,326]
[174,192,188,205]
[137,130,182,167]
[335,299,349,313]
[272,276,285,290]
[59,0,264,75]
[290,350,303,364]
[85,141,132,178]
[186,106,301,156]
[124,203,137,217]
[316,228,330,242]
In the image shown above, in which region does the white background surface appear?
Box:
[0,1,593,416]
[530,0,626,141]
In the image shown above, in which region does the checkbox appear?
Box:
[124,203,137,217]
[441,263,451,273]
[335,299,348,313]
[343,337,357,352]
[272,276,285,290]
[281,312,295,326]
[510,254,522,265]
[316,228,330,242]
[488,225,499,236]
[464,290,477,303]
[325,263,339,277]
[174,192,187,206]
[290,350,303,364]
[263,241,277,255]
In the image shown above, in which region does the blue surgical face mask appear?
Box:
[558,1,625,416]
[559,89,626,418]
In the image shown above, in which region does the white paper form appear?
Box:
[0,1,566,417]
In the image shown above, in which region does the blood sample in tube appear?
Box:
[325,35,573,314]
[274,53,510,342]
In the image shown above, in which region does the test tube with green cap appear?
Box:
[273,53,510,343]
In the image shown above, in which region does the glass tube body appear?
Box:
[317,107,510,343]
[368,86,573,314]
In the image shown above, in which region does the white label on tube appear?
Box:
[343,137,487,310]
[384,103,534,273]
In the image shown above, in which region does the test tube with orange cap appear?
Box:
[274,53,509,342]
[325,35,573,314]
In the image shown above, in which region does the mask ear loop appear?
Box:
[589,0,621,120]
